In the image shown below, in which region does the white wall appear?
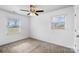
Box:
[0,10,30,45]
[30,7,74,49]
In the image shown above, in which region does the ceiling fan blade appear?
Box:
[20,9,29,12]
[27,13,30,15]
[35,13,38,16]
[27,13,38,16]
[36,10,44,12]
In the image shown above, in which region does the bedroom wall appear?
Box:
[0,9,30,45]
[0,6,75,49]
[30,7,74,49]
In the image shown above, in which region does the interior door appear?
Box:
[74,5,79,52]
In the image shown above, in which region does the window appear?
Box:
[51,15,65,29]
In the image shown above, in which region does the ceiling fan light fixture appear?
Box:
[29,12,36,16]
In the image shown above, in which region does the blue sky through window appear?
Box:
[52,16,64,23]
[8,17,19,27]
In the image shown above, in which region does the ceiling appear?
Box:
[0,5,73,16]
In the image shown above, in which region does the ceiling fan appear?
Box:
[20,5,44,16]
